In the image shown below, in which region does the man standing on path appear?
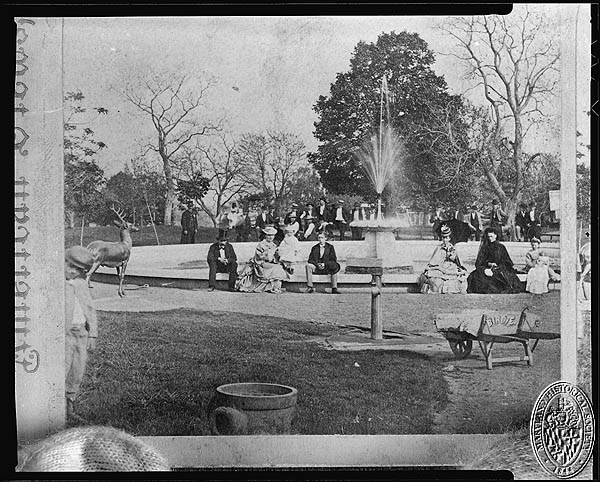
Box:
[305,233,341,294]
[207,234,238,292]
[64,246,98,420]
[180,202,198,244]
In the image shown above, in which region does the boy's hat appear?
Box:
[65,246,94,270]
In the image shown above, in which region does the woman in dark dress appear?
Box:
[467,226,523,294]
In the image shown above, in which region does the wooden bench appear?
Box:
[436,309,560,370]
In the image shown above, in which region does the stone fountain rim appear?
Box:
[350,221,399,231]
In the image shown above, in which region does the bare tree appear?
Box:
[439,7,559,239]
[175,133,251,226]
[237,131,308,210]
[119,70,223,225]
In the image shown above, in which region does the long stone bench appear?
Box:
[94,240,561,291]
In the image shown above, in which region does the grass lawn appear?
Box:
[77,309,448,436]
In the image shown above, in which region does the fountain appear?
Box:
[350,76,410,268]
[345,76,411,340]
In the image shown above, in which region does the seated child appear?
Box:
[277,225,301,274]
[525,237,560,294]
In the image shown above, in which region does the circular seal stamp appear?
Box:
[530,381,595,478]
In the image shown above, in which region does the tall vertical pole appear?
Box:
[15,17,66,441]
[370,274,383,340]
[559,5,578,384]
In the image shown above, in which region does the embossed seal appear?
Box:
[530,381,595,478]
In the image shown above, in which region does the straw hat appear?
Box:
[17,426,170,471]
[65,246,94,270]
[440,225,452,237]
[262,226,278,235]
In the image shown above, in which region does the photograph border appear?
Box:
[12,4,594,476]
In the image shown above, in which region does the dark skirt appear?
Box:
[467,267,523,294]
[180,231,195,244]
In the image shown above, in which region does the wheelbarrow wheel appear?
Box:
[448,339,472,359]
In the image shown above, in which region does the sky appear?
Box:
[62,6,591,177]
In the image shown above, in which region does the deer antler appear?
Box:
[110,205,127,223]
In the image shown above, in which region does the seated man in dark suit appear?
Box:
[305,232,341,294]
[207,235,238,292]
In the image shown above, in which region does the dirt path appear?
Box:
[91,283,562,434]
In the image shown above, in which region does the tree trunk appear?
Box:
[159,137,178,226]
[163,189,177,226]
[504,198,518,242]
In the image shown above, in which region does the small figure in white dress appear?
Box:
[525,237,560,294]
[277,225,301,274]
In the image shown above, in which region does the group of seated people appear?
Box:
[419,225,559,295]
[209,221,559,296]
[223,197,380,243]
[207,228,340,294]
[430,200,543,243]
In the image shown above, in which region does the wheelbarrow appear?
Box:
[435,309,560,370]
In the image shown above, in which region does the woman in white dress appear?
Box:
[419,225,468,294]
[236,226,289,293]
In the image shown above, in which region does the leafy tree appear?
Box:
[63,91,108,227]
[286,165,325,207]
[175,172,210,212]
[103,164,167,226]
[310,31,471,211]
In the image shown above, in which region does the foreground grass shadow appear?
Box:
[78,309,448,436]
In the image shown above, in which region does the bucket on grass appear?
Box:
[209,382,297,435]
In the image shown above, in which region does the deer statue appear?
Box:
[86,206,139,297]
